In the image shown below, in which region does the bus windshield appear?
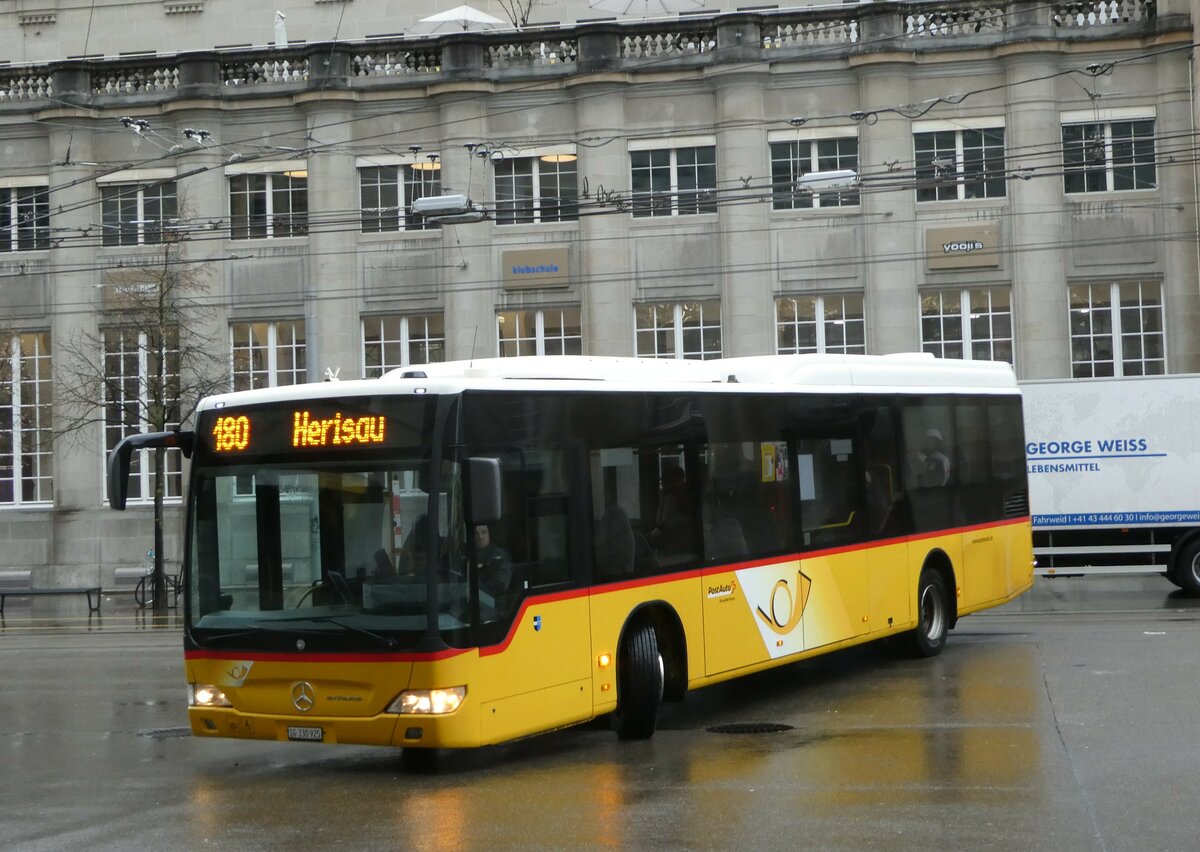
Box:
[187,456,474,651]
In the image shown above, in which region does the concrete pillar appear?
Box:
[1005,52,1070,379]
[46,124,104,578]
[302,101,360,378]
[1159,51,1200,372]
[438,96,494,361]
[170,108,234,387]
[574,85,631,356]
[716,73,772,357]
[858,65,918,354]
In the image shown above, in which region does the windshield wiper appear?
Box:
[267,615,400,650]
[197,625,266,644]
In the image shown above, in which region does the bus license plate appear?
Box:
[287,726,324,742]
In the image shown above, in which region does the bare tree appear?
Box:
[496,0,545,28]
[57,234,228,612]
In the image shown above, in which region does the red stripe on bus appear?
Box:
[187,515,1030,663]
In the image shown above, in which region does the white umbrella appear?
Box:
[413,4,507,34]
[587,0,707,16]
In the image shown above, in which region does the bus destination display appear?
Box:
[207,405,400,456]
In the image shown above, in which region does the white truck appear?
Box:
[1021,374,1200,593]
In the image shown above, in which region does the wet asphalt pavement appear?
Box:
[1,576,1197,851]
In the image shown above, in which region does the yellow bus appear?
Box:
[108,354,1033,749]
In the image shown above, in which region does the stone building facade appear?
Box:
[0,1,1196,584]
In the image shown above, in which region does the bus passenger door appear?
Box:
[794,431,870,650]
[475,445,593,744]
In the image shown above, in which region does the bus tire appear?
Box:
[1177,539,1200,596]
[907,568,950,658]
[614,622,663,740]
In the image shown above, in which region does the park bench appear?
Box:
[0,569,102,616]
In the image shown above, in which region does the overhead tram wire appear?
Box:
[12,2,1182,219]
[25,121,1200,253]
[25,110,1200,247]
[14,56,1187,233]
[14,212,1200,318]
[21,102,1199,241]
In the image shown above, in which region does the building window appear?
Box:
[494,154,579,225]
[634,302,722,360]
[0,332,52,505]
[770,137,859,209]
[231,321,307,390]
[1069,281,1164,377]
[1062,120,1156,193]
[0,184,50,252]
[362,314,446,377]
[101,182,178,246]
[631,145,717,217]
[915,128,1006,202]
[102,328,182,503]
[497,307,582,356]
[230,172,308,239]
[359,164,440,232]
[921,288,1013,364]
[776,294,866,354]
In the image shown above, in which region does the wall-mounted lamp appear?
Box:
[540,153,577,164]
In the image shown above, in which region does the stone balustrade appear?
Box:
[0,0,1172,108]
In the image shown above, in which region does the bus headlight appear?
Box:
[190,684,232,707]
[388,686,466,715]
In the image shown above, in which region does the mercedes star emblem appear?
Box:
[292,681,315,712]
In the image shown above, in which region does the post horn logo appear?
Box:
[755,569,812,635]
[292,681,316,712]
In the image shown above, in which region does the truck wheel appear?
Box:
[1177,539,1200,596]
[613,622,663,740]
[907,568,950,658]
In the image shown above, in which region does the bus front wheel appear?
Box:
[907,569,950,658]
[1177,539,1200,596]
[613,622,663,740]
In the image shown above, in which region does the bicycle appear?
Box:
[134,550,181,609]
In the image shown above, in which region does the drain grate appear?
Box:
[707,722,794,735]
[139,727,192,740]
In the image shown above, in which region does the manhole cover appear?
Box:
[139,727,192,740]
[707,722,794,735]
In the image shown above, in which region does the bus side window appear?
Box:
[796,436,863,548]
[591,448,645,580]
[859,403,907,538]
[901,403,957,532]
[494,448,571,592]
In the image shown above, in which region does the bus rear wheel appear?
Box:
[1177,539,1200,596]
[907,569,950,658]
[613,622,663,740]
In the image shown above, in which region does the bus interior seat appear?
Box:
[595,506,635,574]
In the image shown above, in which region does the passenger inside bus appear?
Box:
[916,428,952,487]
[652,464,694,557]
[474,524,514,602]
[397,515,432,577]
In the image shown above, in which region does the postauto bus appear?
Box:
[108,354,1033,750]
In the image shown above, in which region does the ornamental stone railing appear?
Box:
[1052,0,1155,26]
[93,63,180,94]
[351,44,442,77]
[0,0,1175,109]
[0,69,53,101]
[486,35,578,68]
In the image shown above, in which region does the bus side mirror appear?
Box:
[466,457,502,524]
[107,431,195,510]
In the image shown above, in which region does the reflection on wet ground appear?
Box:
[998,573,1200,613]
[3,575,1199,850]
